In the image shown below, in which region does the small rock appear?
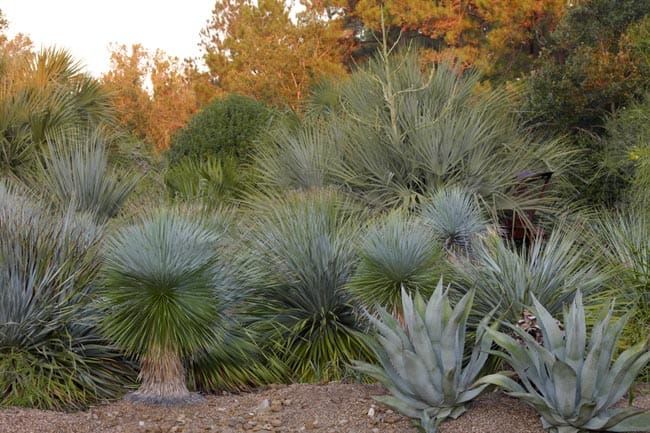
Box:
[257,399,271,413]
[367,407,376,418]
[139,421,145,427]
[372,429,380,433]
[270,419,282,427]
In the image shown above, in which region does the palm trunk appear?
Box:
[126,346,201,404]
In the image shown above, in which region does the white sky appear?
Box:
[1,0,216,76]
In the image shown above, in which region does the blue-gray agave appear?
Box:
[353,281,494,433]
[480,291,650,433]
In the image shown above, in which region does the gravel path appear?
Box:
[0,383,648,433]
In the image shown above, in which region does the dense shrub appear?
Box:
[0,183,134,410]
[166,94,275,164]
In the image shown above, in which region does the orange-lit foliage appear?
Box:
[201,0,347,109]
[304,0,565,79]
[102,44,215,151]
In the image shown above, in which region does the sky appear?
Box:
[1,0,216,76]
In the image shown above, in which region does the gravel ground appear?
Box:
[0,383,648,433]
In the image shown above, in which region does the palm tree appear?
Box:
[100,210,219,404]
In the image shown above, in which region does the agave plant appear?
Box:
[452,227,607,324]
[37,128,137,221]
[481,292,650,433]
[348,210,444,313]
[353,281,495,433]
[420,186,490,254]
[100,210,220,404]
[242,189,371,381]
[0,182,133,410]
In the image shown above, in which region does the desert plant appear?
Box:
[480,291,650,433]
[348,210,444,313]
[353,281,494,433]
[165,156,242,206]
[452,227,607,324]
[254,122,341,191]
[0,182,133,410]
[36,128,138,221]
[100,210,220,404]
[319,48,572,211]
[590,207,650,379]
[420,186,490,254]
[243,189,371,381]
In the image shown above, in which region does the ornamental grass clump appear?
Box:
[100,210,220,404]
[353,281,494,433]
[481,291,650,433]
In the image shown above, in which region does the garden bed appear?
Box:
[2,383,649,433]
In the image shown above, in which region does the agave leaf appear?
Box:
[552,359,578,418]
[563,291,585,369]
[374,395,424,419]
[604,349,650,409]
[531,294,565,356]
[403,349,444,405]
[582,407,647,430]
[476,373,526,393]
[457,383,490,404]
[606,411,650,432]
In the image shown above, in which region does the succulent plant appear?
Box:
[353,280,494,433]
[480,291,650,433]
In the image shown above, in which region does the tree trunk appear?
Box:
[126,346,201,404]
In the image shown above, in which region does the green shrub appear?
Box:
[354,282,495,433]
[0,183,134,410]
[167,94,275,164]
[481,292,650,433]
[348,211,444,313]
[100,209,221,404]
[243,190,372,382]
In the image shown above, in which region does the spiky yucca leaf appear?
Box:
[0,182,134,410]
[243,190,371,382]
[452,227,607,324]
[37,128,137,221]
[165,156,242,206]
[348,211,444,312]
[480,291,650,433]
[354,280,494,433]
[420,186,490,254]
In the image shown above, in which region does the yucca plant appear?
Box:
[254,122,341,192]
[318,48,572,211]
[420,186,490,254]
[100,210,220,404]
[37,128,137,221]
[353,281,495,433]
[480,292,650,433]
[0,182,133,410]
[590,207,650,380]
[348,210,444,313]
[243,190,371,382]
[452,227,607,324]
[165,156,242,206]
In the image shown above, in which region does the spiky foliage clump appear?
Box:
[243,190,371,382]
[254,123,341,192]
[452,228,607,324]
[354,282,495,433]
[590,207,650,380]
[316,49,571,211]
[165,156,242,206]
[0,183,133,410]
[37,128,137,221]
[420,186,490,254]
[100,210,220,404]
[348,211,444,313]
[481,292,650,433]
[0,47,114,175]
